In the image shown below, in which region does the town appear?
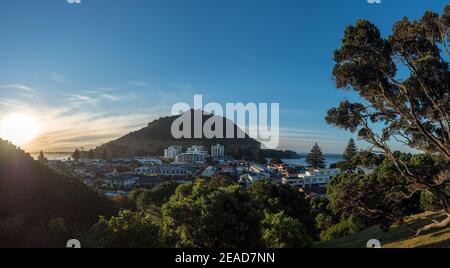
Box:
[43,144,351,200]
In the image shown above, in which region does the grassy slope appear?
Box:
[315,212,450,248]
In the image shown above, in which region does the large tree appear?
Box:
[326,5,450,234]
[306,143,326,169]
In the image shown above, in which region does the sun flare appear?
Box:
[0,114,40,146]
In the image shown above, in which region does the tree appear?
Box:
[248,180,316,235]
[261,211,312,248]
[342,139,357,168]
[131,181,179,209]
[325,6,450,234]
[161,180,263,248]
[87,210,162,248]
[101,149,108,161]
[209,175,235,188]
[327,156,434,232]
[254,148,267,164]
[87,149,95,160]
[306,143,326,169]
[38,150,47,164]
[72,149,80,162]
[233,147,243,160]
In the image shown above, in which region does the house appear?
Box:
[135,177,166,187]
[201,166,218,177]
[105,174,138,189]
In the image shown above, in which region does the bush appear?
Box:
[320,217,362,241]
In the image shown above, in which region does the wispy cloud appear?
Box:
[0,84,36,92]
[67,0,81,4]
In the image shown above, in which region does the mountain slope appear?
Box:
[94,110,261,158]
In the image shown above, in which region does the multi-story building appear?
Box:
[282,168,340,193]
[164,146,182,159]
[211,144,225,158]
[175,152,207,164]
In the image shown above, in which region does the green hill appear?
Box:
[94,110,261,158]
[315,212,450,248]
[0,139,117,247]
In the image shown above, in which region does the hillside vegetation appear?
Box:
[316,212,450,248]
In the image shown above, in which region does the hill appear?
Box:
[315,212,450,248]
[93,110,262,158]
[0,139,117,247]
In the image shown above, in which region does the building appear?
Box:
[282,168,340,193]
[135,177,165,187]
[105,174,138,189]
[175,145,209,164]
[249,164,271,177]
[175,152,207,164]
[201,166,218,177]
[164,146,182,159]
[211,144,225,158]
[134,166,159,176]
[187,145,208,154]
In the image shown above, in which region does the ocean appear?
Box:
[282,154,343,168]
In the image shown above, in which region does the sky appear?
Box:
[0,0,447,153]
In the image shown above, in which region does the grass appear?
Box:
[315,211,450,248]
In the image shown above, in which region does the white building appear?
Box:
[282,168,340,189]
[187,145,208,154]
[249,164,271,177]
[175,152,207,164]
[164,146,182,159]
[211,144,225,158]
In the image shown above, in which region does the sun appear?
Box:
[0,114,40,146]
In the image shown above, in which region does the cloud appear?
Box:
[67,0,81,4]
[0,84,36,92]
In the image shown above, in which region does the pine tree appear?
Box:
[342,139,358,163]
[306,143,325,169]
[38,150,47,163]
[88,149,95,159]
[254,148,267,164]
[233,147,243,160]
[72,149,80,162]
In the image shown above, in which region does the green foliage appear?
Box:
[320,217,362,241]
[306,143,326,169]
[130,181,179,209]
[87,210,162,248]
[161,180,263,248]
[326,6,450,219]
[342,139,357,165]
[208,175,235,188]
[261,211,312,248]
[248,180,316,235]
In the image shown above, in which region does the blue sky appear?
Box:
[0,0,447,153]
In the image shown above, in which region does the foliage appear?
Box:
[248,180,316,235]
[320,217,363,241]
[161,180,263,248]
[261,211,312,248]
[87,210,162,248]
[130,181,179,209]
[325,5,450,232]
